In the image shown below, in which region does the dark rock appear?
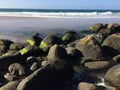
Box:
[0,45,6,55]
[61,31,79,44]
[89,23,103,33]
[0,51,22,70]
[102,33,120,57]
[0,80,20,90]
[47,44,68,61]
[76,35,103,60]
[66,47,83,59]
[104,64,120,87]
[19,45,41,57]
[98,28,111,37]
[9,43,24,51]
[39,34,63,52]
[26,33,42,46]
[17,63,73,90]
[93,33,105,44]
[85,60,114,70]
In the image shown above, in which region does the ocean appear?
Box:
[0,9,120,18]
[0,8,120,42]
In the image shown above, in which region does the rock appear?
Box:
[102,33,120,57]
[104,64,120,87]
[107,23,120,33]
[9,43,24,51]
[0,45,6,55]
[0,80,20,90]
[89,23,103,33]
[17,63,73,90]
[113,54,120,62]
[47,44,68,61]
[30,62,38,71]
[4,73,19,81]
[0,51,22,70]
[66,47,83,59]
[8,63,26,76]
[98,28,111,37]
[26,33,42,46]
[76,35,103,60]
[27,56,38,64]
[85,60,113,70]
[61,31,79,44]
[19,45,41,56]
[39,34,63,52]
[77,82,104,90]
[93,33,105,44]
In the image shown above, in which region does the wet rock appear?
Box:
[9,43,24,51]
[61,31,79,44]
[102,33,120,57]
[104,64,120,88]
[89,23,103,33]
[76,35,103,60]
[0,80,20,90]
[39,34,63,52]
[85,60,113,70]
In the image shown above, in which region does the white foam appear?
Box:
[0,11,120,18]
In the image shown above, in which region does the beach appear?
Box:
[0,16,120,42]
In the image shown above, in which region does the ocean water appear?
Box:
[0,9,120,42]
[0,9,120,18]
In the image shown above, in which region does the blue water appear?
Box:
[0,8,120,18]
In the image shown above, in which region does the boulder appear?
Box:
[47,44,68,61]
[30,62,39,71]
[66,47,83,59]
[98,28,111,37]
[0,80,20,90]
[0,45,6,55]
[107,23,120,33]
[9,43,24,51]
[61,31,79,44]
[85,60,113,70]
[89,23,103,33]
[104,64,120,87]
[39,34,63,52]
[102,33,120,57]
[17,63,73,90]
[75,35,103,60]
[0,51,22,70]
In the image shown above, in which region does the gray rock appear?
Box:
[104,64,120,87]
[8,63,26,76]
[39,34,63,52]
[85,61,113,70]
[102,33,120,57]
[89,23,103,33]
[76,35,103,60]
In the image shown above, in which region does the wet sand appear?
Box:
[0,16,120,42]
